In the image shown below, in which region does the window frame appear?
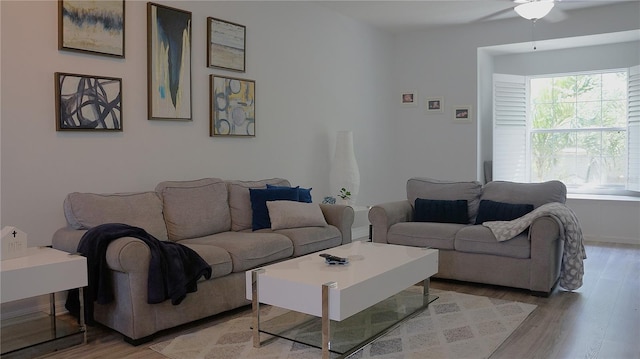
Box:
[492,69,639,197]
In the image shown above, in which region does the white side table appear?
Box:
[1,247,88,358]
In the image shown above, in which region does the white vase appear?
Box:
[329,131,360,206]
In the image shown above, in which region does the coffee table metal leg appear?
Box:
[322,281,337,359]
[251,269,265,348]
[423,278,430,305]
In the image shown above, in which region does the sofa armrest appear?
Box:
[52,227,151,274]
[52,227,87,253]
[529,216,563,293]
[105,237,152,273]
[319,204,354,245]
[368,200,413,243]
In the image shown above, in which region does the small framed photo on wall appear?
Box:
[453,106,472,122]
[426,96,444,113]
[401,91,417,107]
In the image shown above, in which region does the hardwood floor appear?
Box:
[35,241,639,359]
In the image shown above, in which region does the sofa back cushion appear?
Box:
[481,180,567,209]
[155,178,230,241]
[227,178,291,231]
[64,191,168,241]
[407,177,482,224]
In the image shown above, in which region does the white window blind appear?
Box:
[492,74,527,182]
[628,65,640,192]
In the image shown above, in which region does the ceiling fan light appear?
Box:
[514,1,555,20]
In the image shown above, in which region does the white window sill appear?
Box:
[567,193,640,202]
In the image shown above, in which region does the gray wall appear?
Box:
[1,1,639,247]
[0,1,395,245]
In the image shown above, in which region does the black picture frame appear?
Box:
[55,72,123,131]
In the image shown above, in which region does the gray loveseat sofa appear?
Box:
[369,178,567,296]
[52,178,354,344]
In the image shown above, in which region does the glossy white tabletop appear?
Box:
[1,247,87,303]
[246,242,438,320]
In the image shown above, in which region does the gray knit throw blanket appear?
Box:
[482,202,586,291]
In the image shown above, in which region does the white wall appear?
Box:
[389,2,640,244]
[1,2,639,248]
[0,1,395,246]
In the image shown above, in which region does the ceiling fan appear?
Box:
[478,0,568,23]
[513,0,567,21]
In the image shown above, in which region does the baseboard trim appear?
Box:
[352,226,369,241]
[584,235,640,246]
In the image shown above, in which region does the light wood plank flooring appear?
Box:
[31,241,640,359]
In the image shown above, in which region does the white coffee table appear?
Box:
[1,247,88,357]
[246,242,438,358]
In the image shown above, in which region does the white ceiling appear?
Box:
[316,0,633,33]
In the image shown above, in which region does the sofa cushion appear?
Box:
[271,226,342,256]
[227,178,291,231]
[454,225,530,259]
[481,180,567,208]
[249,188,299,230]
[267,201,328,230]
[180,231,293,272]
[407,177,482,223]
[63,192,168,241]
[414,198,468,224]
[387,222,464,250]
[266,184,313,203]
[156,178,231,241]
[474,200,534,224]
[178,243,233,279]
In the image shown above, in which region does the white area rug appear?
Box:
[150,289,536,359]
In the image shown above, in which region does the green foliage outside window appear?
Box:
[530,71,627,188]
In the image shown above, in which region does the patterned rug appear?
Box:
[150,289,536,359]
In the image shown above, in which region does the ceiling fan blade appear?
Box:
[543,6,567,22]
[473,7,514,23]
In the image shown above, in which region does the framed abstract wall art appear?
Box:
[147,3,192,121]
[55,72,122,131]
[207,17,246,72]
[210,75,255,137]
[59,0,125,58]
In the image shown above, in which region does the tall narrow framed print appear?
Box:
[147,3,192,121]
[207,17,246,72]
[210,75,255,137]
[55,72,123,131]
[59,0,125,58]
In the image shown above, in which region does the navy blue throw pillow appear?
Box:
[249,188,299,230]
[414,198,468,224]
[474,200,534,224]
[266,184,312,203]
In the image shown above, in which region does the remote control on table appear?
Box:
[319,253,348,264]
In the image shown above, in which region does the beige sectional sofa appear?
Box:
[52,178,354,344]
[369,178,567,296]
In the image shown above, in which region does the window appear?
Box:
[493,67,640,195]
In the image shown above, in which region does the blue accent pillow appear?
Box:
[474,200,534,224]
[249,188,299,230]
[414,198,468,224]
[266,184,312,203]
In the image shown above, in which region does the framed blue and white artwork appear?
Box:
[147,2,192,121]
[59,0,125,58]
[55,72,123,131]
